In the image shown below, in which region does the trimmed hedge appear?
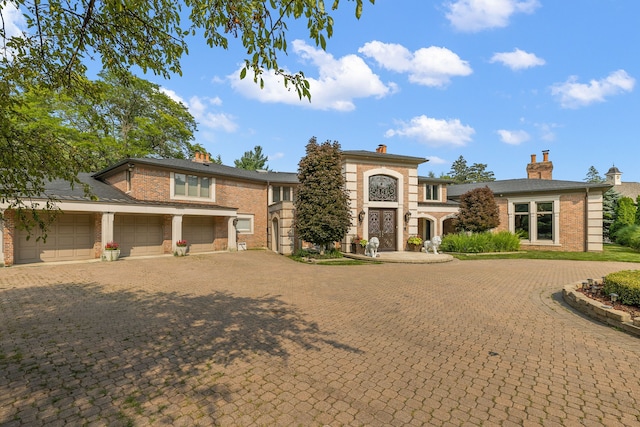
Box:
[440,231,520,253]
[603,270,640,307]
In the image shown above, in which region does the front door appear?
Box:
[368,209,397,251]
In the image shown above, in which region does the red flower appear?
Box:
[105,241,119,250]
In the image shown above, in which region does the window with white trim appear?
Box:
[171,173,214,201]
[425,184,440,201]
[511,198,558,244]
[235,215,254,234]
[271,186,293,204]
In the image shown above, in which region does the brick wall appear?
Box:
[2,210,15,266]
[92,213,102,258]
[216,178,268,248]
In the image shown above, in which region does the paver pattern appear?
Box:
[1,251,639,426]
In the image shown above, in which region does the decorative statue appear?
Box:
[365,237,380,257]
[424,235,442,255]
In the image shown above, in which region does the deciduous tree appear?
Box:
[294,137,351,253]
[454,187,500,233]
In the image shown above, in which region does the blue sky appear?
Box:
[6,0,640,182]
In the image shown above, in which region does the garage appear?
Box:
[114,214,164,257]
[14,213,95,264]
[182,216,216,253]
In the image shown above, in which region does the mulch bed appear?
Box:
[577,288,640,319]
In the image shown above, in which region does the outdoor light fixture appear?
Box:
[610,293,618,303]
[128,163,135,171]
[404,211,412,223]
[358,210,366,223]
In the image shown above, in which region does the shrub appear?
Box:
[603,270,640,307]
[291,248,343,260]
[612,224,640,251]
[440,231,520,253]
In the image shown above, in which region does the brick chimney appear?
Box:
[192,152,211,164]
[526,150,553,180]
[376,144,387,154]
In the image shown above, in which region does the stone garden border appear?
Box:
[563,283,640,337]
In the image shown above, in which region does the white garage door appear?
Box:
[15,213,95,264]
[114,215,164,257]
[183,216,216,253]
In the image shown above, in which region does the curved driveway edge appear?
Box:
[1,252,640,426]
[563,283,640,337]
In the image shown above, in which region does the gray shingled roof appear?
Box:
[418,176,456,184]
[610,182,640,200]
[447,179,612,198]
[342,150,428,165]
[44,173,236,210]
[93,158,299,184]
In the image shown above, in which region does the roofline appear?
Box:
[342,150,428,165]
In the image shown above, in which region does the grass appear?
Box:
[451,243,640,263]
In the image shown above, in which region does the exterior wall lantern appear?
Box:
[404,211,412,223]
[358,210,366,223]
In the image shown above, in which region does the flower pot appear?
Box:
[175,246,187,256]
[409,243,422,252]
[103,249,120,261]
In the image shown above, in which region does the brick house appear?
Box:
[0,147,611,265]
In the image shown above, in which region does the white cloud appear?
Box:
[550,70,635,109]
[497,129,530,145]
[385,115,475,147]
[426,156,447,165]
[229,40,394,111]
[359,41,472,87]
[445,0,540,32]
[269,152,285,161]
[1,3,27,58]
[535,122,559,142]
[160,88,237,133]
[490,48,545,70]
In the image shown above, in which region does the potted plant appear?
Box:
[407,236,423,251]
[103,241,120,261]
[351,235,362,254]
[358,238,368,255]
[175,239,188,256]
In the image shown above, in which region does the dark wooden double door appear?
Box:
[368,209,397,251]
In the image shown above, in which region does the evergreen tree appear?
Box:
[234,146,269,170]
[454,187,500,232]
[636,195,640,225]
[294,137,351,253]
[584,166,605,183]
[610,197,637,240]
[603,189,621,242]
[448,155,495,183]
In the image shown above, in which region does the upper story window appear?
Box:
[425,184,440,201]
[369,175,397,202]
[271,186,293,204]
[172,173,214,201]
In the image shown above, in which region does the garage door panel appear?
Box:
[183,217,215,253]
[114,215,164,257]
[15,213,95,264]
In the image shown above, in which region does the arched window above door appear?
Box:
[369,175,398,202]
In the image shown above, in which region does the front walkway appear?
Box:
[1,251,639,426]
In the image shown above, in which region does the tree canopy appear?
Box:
[454,187,500,233]
[2,0,372,228]
[234,145,269,171]
[294,137,351,252]
[447,155,495,184]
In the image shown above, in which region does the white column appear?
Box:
[0,213,4,264]
[101,212,115,248]
[228,217,237,251]
[171,215,183,251]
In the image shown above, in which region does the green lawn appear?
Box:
[451,244,640,263]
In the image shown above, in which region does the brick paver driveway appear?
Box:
[1,251,639,426]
